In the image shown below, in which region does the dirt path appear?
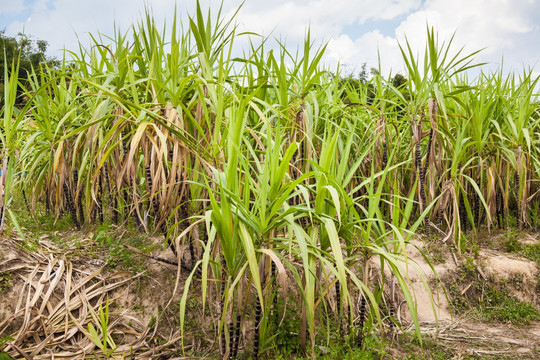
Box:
[389,233,540,359]
[388,319,540,359]
[431,320,540,358]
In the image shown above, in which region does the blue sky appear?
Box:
[1,0,539,79]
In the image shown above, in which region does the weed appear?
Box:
[504,231,521,253]
[148,315,156,329]
[463,257,477,277]
[391,332,454,360]
[472,286,540,323]
[503,230,540,265]
[0,273,11,293]
[266,296,302,356]
[87,296,117,357]
[423,238,447,264]
[0,351,14,360]
[86,224,158,274]
[272,335,383,360]
[0,337,14,349]
[450,266,540,324]
[521,243,540,265]
[460,234,480,258]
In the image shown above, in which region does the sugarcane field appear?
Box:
[0,1,539,359]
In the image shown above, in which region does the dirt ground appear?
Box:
[1,228,539,359]
[389,232,540,359]
[0,235,189,359]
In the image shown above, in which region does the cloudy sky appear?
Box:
[1,0,539,78]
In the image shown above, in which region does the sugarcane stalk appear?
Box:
[104,163,119,224]
[112,195,119,224]
[146,164,162,230]
[357,293,366,347]
[382,142,388,169]
[0,155,9,231]
[63,182,80,229]
[123,188,129,221]
[389,275,396,331]
[103,163,111,200]
[231,313,241,359]
[358,260,369,347]
[228,320,234,359]
[273,262,278,312]
[515,172,521,229]
[253,295,261,360]
[459,188,467,232]
[471,188,477,227]
[437,202,444,231]
[133,205,143,231]
[91,198,97,223]
[98,174,104,223]
[418,142,426,209]
[145,165,153,214]
[132,177,144,233]
[45,187,50,214]
[167,149,174,178]
[74,169,84,225]
[22,189,29,212]
[121,129,128,155]
[335,279,342,335]
[335,280,341,317]
[496,187,503,229]
[516,146,522,229]
[121,129,130,222]
[421,129,433,234]
[220,261,227,357]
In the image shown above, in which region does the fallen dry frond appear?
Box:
[0,239,179,359]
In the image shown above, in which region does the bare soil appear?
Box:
[389,232,540,359]
[1,228,539,359]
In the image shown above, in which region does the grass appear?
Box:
[91,224,160,273]
[423,237,448,264]
[270,334,384,360]
[442,228,540,325]
[392,334,455,360]
[449,260,540,324]
[0,273,10,293]
[471,288,540,323]
[503,230,540,265]
[9,197,160,275]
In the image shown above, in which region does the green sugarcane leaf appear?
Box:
[0,352,14,360]
[238,222,263,308]
[7,209,24,242]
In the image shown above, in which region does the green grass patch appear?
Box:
[449,262,540,324]
[0,273,11,293]
[472,287,540,323]
[503,230,540,265]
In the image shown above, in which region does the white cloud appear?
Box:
[2,0,539,79]
[229,0,421,76]
[325,31,402,75]
[392,0,539,72]
[21,2,170,57]
[233,0,421,40]
[323,0,540,78]
[0,0,26,14]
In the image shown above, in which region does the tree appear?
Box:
[337,63,378,104]
[0,30,58,105]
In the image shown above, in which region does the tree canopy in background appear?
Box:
[1,30,58,104]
